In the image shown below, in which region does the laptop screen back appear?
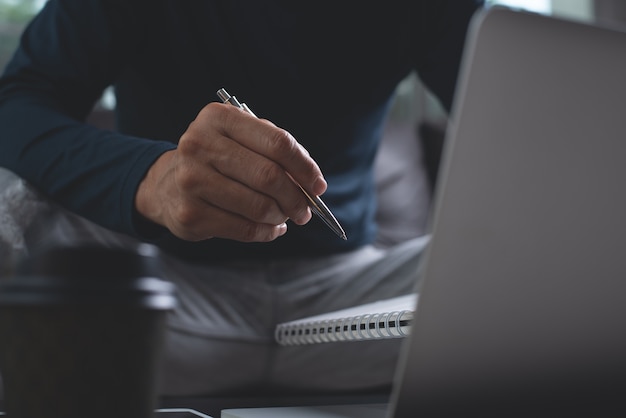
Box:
[390,7,626,417]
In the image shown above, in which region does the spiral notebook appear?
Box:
[274,293,417,346]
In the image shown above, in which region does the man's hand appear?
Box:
[135,102,327,242]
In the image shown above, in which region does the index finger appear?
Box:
[211,102,328,197]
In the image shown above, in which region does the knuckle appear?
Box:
[200,101,227,120]
[178,131,203,156]
[284,192,305,216]
[181,102,232,151]
[234,220,280,243]
[255,161,283,188]
[268,129,298,158]
[236,221,263,242]
[173,204,198,231]
[204,102,239,131]
[249,195,278,223]
[174,166,197,191]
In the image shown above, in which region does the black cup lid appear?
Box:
[18,243,162,279]
[1,244,177,309]
[0,275,177,309]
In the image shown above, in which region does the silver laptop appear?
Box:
[223,6,626,418]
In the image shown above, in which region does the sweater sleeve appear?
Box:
[0,0,176,237]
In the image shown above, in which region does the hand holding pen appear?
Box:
[217,88,346,240]
[134,90,332,242]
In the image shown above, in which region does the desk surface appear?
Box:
[159,392,390,418]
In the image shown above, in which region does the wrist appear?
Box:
[134,150,175,227]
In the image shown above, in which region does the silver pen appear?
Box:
[217,88,347,240]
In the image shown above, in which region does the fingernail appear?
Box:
[313,176,327,195]
[277,223,288,236]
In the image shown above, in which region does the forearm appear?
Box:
[0,93,175,236]
[0,0,171,236]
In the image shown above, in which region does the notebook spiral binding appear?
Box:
[275,310,413,346]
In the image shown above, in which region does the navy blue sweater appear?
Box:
[0,0,483,262]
